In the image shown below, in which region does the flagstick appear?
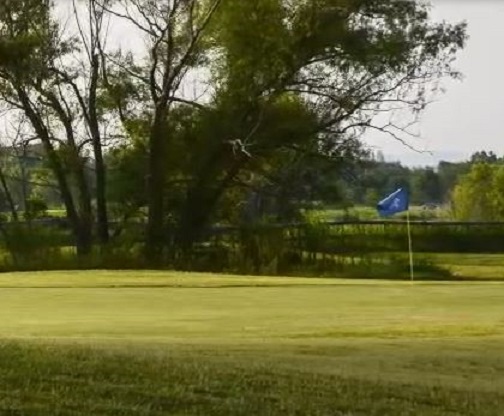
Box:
[406,210,414,282]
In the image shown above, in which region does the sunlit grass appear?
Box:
[2,271,504,414]
[2,271,504,340]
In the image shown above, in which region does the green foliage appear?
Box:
[345,160,411,204]
[106,144,147,220]
[470,150,499,164]
[235,223,290,275]
[0,0,469,263]
[169,218,459,280]
[140,0,466,251]
[24,196,48,221]
[0,0,54,77]
[0,214,502,277]
[0,224,69,269]
[323,151,495,210]
[29,166,60,207]
[410,167,442,203]
[310,222,504,255]
[211,0,291,96]
[452,163,504,221]
[437,160,471,201]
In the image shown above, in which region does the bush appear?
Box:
[0,224,67,269]
[24,197,48,221]
[0,219,475,280]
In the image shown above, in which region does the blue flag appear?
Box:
[377,188,409,217]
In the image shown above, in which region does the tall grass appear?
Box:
[185,220,452,279]
[313,223,504,254]
[0,220,500,279]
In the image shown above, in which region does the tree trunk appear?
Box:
[19,145,29,212]
[93,145,109,245]
[0,166,18,221]
[74,216,93,257]
[176,160,245,252]
[146,116,168,264]
[15,88,93,256]
[50,147,93,256]
[74,155,94,255]
[89,52,109,245]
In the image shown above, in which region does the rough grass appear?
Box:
[329,253,504,280]
[428,253,504,279]
[312,205,447,221]
[2,340,504,415]
[2,271,504,414]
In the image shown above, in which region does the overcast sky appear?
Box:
[370,0,504,165]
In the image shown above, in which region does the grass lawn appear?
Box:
[1,271,504,414]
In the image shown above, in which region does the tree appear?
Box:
[0,0,114,254]
[183,0,466,247]
[438,160,470,202]
[70,0,113,245]
[452,163,503,221]
[106,142,148,222]
[95,0,223,261]
[0,0,90,254]
[0,162,18,221]
[410,167,441,204]
[101,0,466,258]
[491,166,504,220]
[1,0,465,261]
[470,151,498,164]
[348,160,410,205]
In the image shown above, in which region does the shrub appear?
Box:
[24,197,49,221]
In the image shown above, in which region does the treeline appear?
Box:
[328,151,504,210]
[338,156,466,208]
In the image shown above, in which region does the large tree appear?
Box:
[98,0,466,259]
[176,0,467,249]
[0,0,91,254]
[0,0,115,254]
[95,0,223,261]
[452,163,504,221]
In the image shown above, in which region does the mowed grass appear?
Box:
[2,271,504,414]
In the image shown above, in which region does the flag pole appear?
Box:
[406,210,414,281]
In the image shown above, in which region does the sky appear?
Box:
[369,0,504,166]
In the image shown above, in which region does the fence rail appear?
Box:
[209,220,504,233]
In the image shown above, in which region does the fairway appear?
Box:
[2,271,504,415]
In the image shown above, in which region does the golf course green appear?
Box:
[1,271,503,415]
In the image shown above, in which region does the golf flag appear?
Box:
[376,187,414,281]
[377,188,409,217]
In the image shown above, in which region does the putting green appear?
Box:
[1,271,504,340]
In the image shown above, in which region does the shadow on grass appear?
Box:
[0,342,503,415]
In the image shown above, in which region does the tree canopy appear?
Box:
[452,163,504,222]
[0,0,467,260]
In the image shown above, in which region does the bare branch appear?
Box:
[94,0,157,36]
